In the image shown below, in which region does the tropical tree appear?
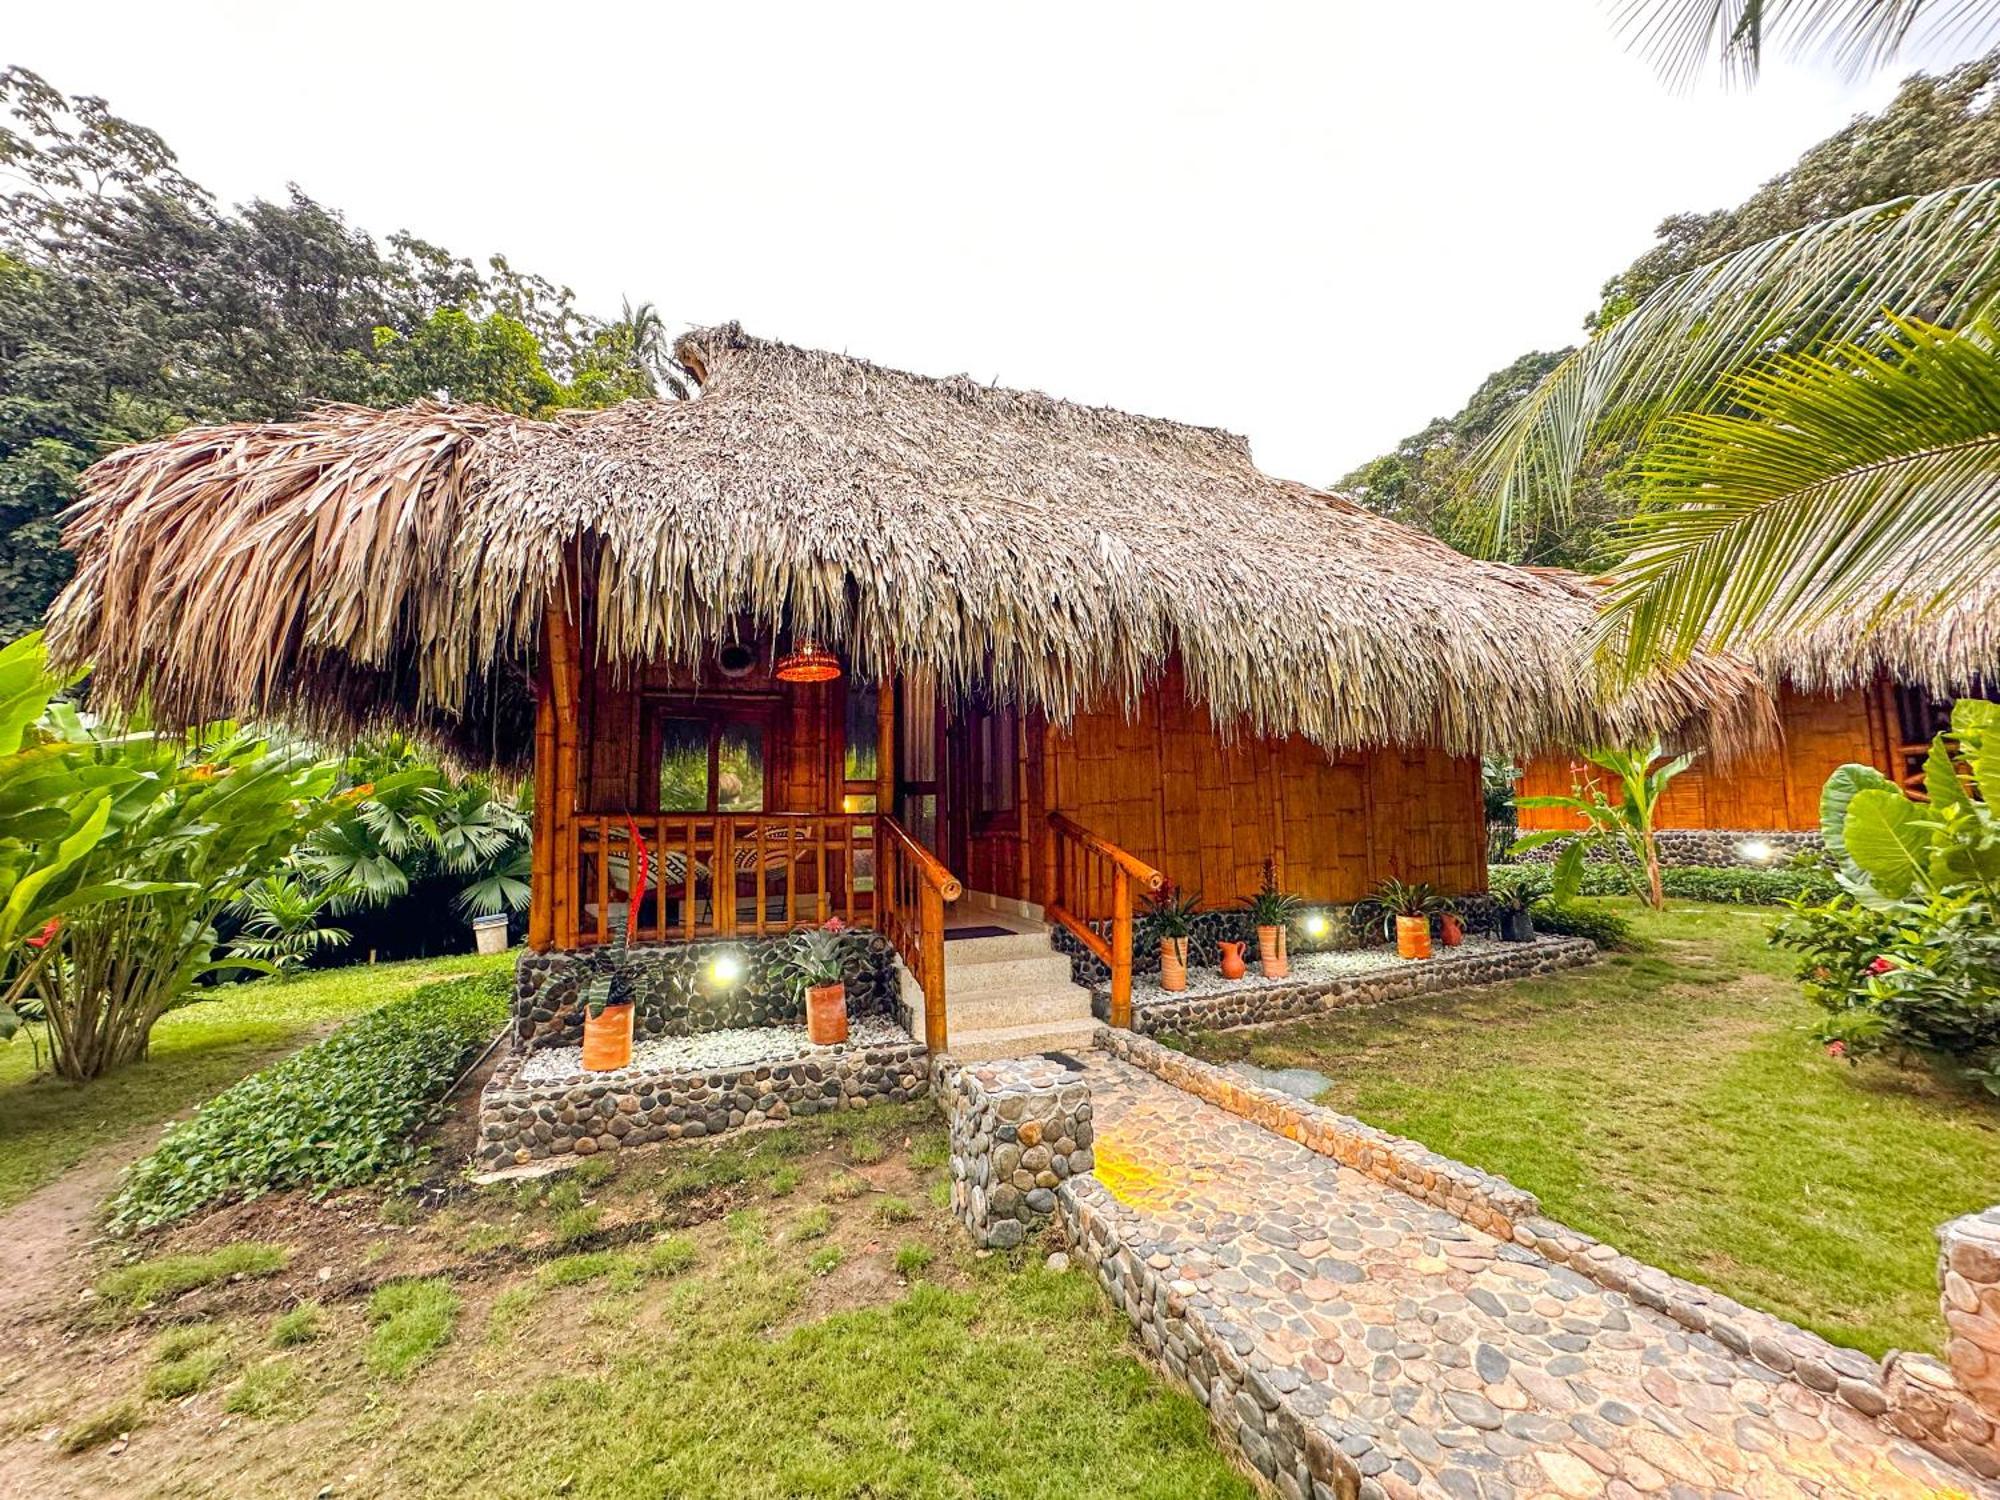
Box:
[1611,0,2000,88]
[1510,743,1696,909]
[226,873,351,976]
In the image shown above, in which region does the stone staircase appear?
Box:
[901,894,1099,1062]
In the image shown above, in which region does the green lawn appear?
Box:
[1169,902,2000,1358]
[0,950,515,1211]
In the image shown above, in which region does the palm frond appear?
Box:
[1602,311,2000,669]
[1608,0,1999,88]
[1469,176,2000,555]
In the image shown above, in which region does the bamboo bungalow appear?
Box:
[1515,575,1997,862]
[48,324,1754,1059]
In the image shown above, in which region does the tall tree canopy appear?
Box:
[0,67,676,639]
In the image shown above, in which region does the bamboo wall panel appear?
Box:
[1515,682,1894,833]
[1047,663,1486,905]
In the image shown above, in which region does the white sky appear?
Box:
[8,2,1987,481]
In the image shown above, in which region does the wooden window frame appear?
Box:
[641,695,783,815]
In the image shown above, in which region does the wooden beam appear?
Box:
[876,675,896,816]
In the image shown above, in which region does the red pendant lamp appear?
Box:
[775,637,841,683]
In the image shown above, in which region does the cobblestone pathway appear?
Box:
[1081,1053,1990,1500]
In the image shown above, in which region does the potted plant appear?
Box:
[1139,883,1202,992]
[1242,859,1303,979]
[581,821,648,1071]
[1493,880,1537,943]
[780,917,860,1045]
[1370,878,1442,960]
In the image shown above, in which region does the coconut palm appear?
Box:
[1467,175,2000,673]
[1611,0,2000,88]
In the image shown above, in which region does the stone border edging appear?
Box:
[1094,1026,2000,1478]
[1110,937,1600,1037]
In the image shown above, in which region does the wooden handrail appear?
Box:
[1047,811,1165,891]
[877,813,961,1054]
[1043,812,1163,1031]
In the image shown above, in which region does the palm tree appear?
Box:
[1611,0,2000,87]
[612,298,689,399]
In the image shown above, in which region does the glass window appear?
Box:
[844,681,879,784]
[718,725,766,812]
[658,717,711,812]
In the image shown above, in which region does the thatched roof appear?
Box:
[1746,584,2000,699]
[46,323,1766,768]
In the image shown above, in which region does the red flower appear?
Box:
[23,917,60,949]
[1868,956,1896,975]
[823,917,847,934]
[1825,1040,1848,1059]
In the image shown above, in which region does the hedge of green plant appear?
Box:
[108,974,508,1233]
[1489,861,1834,907]
[1527,897,1639,950]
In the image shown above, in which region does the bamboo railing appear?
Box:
[570,810,963,1052]
[1043,811,1165,1030]
[878,815,964,1053]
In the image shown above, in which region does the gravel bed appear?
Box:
[518,1014,914,1083]
[1131,935,1535,1004]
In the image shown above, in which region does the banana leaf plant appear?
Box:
[1511,742,1695,910]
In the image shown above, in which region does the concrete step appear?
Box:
[940,928,1059,963]
[943,985,1095,1033]
[941,1015,1102,1063]
[940,950,1078,996]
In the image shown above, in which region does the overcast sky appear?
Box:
[8,3,1986,482]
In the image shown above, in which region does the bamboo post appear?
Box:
[921,881,947,1055]
[1110,868,1133,1030]
[876,676,896,815]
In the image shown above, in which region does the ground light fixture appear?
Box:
[1736,838,1776,864]
[1303,912,1330,939]
[709,952,745,987]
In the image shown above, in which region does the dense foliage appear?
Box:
[0,67,678,638]
[1488,860,1835,906]
[1774,701,2000,1090]
[0,634,340,1079]
[1336,48,2000,568]
[108,973,508,1232]
[1526,897,1638,950]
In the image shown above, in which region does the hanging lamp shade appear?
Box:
[774,639,841,683]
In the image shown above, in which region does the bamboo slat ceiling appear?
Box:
[47,322,1767,768]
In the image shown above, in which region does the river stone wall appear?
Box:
[935,1053,1093,1250]
[1496,825,1823,869]
[1107,936,1599,1036]
[475,1035,929,1172]
[513,931,900,1046]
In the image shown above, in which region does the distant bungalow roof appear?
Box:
[47,322,1766,767]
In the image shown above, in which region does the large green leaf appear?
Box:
[1842,786,1933,898]
[1926,738,1974,818]
[1953,699,2000,802]
[1820,763,1897,869]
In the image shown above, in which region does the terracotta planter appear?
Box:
[1439,913,1464,947]
[1217,940,1248,980]
[581,1002,634,1072]
[1395,914,1433,961]
[806,980,850,1045]
[1159,937,1189,992]
[1257,923,1288,979]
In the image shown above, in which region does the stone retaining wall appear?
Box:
[1093,1025,2000,1481]
[1061,1171,1363,1500]
[1496,824,1823,869]
[475,1036,929,1172]
[1106,936,1600,1038]
[512,931,899,1047]
[934,1053,1094,1250]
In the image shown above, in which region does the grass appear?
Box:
[144,1327,230,1399]
[224,1357,305,1418]
[269,1302,325,1347]
[390,1261,1248,1498]
[58,1399,145,1454]
[1172,900,2000,1358]
[0,949,513,1211]
[805,1244,844,1276]
[95,1242,290,1310]
[365,1278,460,1381]
[893,1243,934,1277]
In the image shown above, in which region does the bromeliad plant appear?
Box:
[1242,859,1303,977]
[1139,882,1202,991]
[1774,699,2000,1091]
[1510,742,1694,910]
[776,917,862,993]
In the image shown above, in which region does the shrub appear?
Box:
[107,974,507,1232]
[1772,703,2000,1090]
[95,1243,291,1309]
[1487,861,1834,907]
[1528,898,1638,950]
[365,1277,459,1380]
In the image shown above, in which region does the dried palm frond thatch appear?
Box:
[48,323,1768,769]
